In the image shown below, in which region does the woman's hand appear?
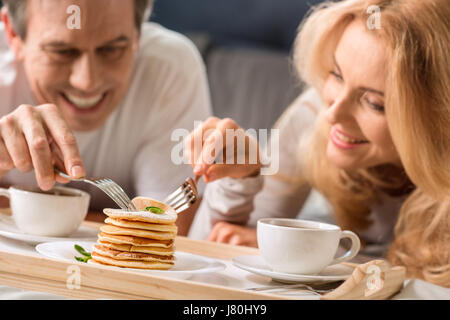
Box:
[184,117,261,183]
[207,221,258,247]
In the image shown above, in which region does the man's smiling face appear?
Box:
[15,0,139,131]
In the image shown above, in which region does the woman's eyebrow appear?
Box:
[334,55,384,97]
[333,55,342,74]
[360,87,384,96]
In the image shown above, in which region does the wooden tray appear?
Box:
[0,220,406,300]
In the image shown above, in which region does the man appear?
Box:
[0,0,212,232]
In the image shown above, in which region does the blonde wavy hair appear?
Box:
[293,0,450,287]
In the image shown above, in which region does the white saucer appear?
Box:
[0,214,97,245]
[36,241,226,280]
[232,255,354,284]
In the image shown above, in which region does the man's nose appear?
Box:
[325,91,354,125]
[69,53,102,92]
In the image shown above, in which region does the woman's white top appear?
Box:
[189,87,405,257]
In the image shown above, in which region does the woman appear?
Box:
[185,0,450,287]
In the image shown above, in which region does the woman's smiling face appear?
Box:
[323,19,401,170]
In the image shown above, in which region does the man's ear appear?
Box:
[1,7,26,61]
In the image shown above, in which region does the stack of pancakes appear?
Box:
[89,197,178,270]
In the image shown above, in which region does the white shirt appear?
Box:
[0,22,212,210]
[189,87,404,257]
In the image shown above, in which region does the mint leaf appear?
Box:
[144,206,164,214]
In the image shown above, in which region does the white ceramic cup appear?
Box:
[0,185,90,237]
[257,218,361,275]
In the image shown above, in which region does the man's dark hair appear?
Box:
[3,0,153,39]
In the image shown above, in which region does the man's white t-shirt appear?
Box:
[0,22,212,210]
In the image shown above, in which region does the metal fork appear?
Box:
[245,283,337,294]
[163,177,199,213]
[55,168,137,211]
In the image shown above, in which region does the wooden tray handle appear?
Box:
[321,259,406,300]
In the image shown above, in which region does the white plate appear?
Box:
[0,215,97,245]
[36,241,226,280]
[232,255,354,284]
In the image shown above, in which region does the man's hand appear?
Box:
[207,221,258,247]
[0,104,85,190]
